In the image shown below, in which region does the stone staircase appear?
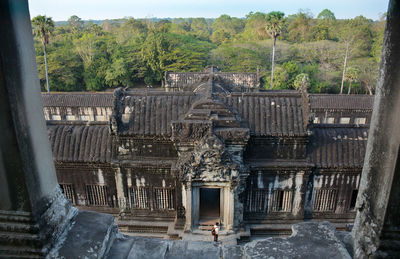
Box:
[198,217,219,231]
[0,210,45,258]
[117,219,172,239]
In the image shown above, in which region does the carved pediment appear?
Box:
[177,134,240,182]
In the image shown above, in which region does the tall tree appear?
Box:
[339,16,373,93]
[32,15,54,93]
[356,59,377,95]
[190,18,210,40]
[211,14,244,44]
[313,9,336,40]
[265,11,286,89]
[241,12,268,40]
[317,9,336,21]
[344,67,359,94]
[67,15,84,34]
[286,11,313,42]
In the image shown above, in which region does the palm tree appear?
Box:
[32,15,54,93]
[265,11,286,90]
[345,67,359,94]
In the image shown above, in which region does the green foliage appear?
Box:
[281,61,299,87]
[190,18,210,40]
[264,66,288,89]
[286,11,314,42]
[31,11,384,94]
[209,43,266,72]
[67,15,84,34]
[211,15,244,44]
[265,11,286,40]
[32,15,55,45]
[32,15,55,92]
[163,34,215,72]
[371,14,386,64]
[317,9,336,21]
[293,73,309,90]
[240,12,269,41]
[338,16,374,57]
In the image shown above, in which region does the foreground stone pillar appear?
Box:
[0,0,77,256]
[352,0,400,257]
[0,1,116,257]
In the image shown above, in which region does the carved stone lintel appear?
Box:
[171,121,211,142]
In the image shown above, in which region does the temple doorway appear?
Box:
[185,184,234,232]
[199,188,220,220]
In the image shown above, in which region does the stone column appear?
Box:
[0,0,76,256]
[292,171,306,217]
[226,187,235,232]
[114,166,126,209]
[184,183,192,232]
[352,1,400,257]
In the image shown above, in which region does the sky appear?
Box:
[28,0,389,21]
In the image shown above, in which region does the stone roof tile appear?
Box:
[309,126,369,168]
[48,125,112,163]
[116,91,307,137]
[42,93,114,107]
[309,94,374,110]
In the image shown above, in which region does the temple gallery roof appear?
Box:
[309,94,374,110]
[43,91,372,168]
[308,125,369,168]
[114,90,308,137]
[42,92,114,107]
[41,92,375,111]
[48,124,112,163]
[42,74,373,169]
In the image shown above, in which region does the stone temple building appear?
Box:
[41,67,374,240]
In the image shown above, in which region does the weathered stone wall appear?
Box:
[244,170,309,221]
[216,72,259,89]
[43,106,113,122]
[164,72,209,91]
[244,137,308,160]
[308,170,360,222]
[118,166,178,219]
[312,109,372,125]
[55,165,118,209]
[116,138,178,159]
[164,72,259,92]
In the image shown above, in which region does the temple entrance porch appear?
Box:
[184,182,235,233]
[198,188,221,230]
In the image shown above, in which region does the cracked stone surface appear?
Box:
[107,221,351,259]
[48,211,117,259]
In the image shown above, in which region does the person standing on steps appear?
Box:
[211,222,219,242]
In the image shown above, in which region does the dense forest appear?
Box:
[32,10,386,94]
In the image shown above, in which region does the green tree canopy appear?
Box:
[286,11,313,42]
[67,15,84,34]
[317,9,336,21]
[211,15,244,44]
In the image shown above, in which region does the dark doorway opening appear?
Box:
[199,188,220,218]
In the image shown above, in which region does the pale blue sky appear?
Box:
[28,0,389,21]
